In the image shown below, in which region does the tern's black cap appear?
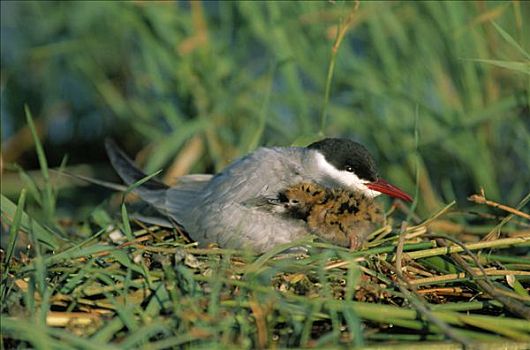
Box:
[307,138,378,182]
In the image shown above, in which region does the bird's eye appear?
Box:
[345,165,354,172]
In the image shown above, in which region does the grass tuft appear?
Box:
[2,186,529,347]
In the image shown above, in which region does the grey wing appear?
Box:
[164,174,213,223]
[204,147,308,203]
[181,147,311,248]
[162,149,291,226]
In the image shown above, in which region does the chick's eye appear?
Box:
[345,165,354,173]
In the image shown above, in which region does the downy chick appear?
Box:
[281,182,384,249]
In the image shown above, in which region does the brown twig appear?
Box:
[331,0,360,54]
[249,293,269,349]
[405,236,530,259]
[409,270,530,287]
[468,194,530,220]
[320,0,360,133]
[416,287,469,296]
[46,311,101,328]
[394,223,471,346]
[427,234,530,320]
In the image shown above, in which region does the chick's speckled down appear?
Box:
[281,182,384,249]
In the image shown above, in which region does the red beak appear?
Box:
[366,178,413,202]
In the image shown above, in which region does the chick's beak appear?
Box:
[366,178,413,202]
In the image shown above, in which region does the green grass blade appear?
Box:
[120,202,134,241]
[491,21,530,60]
[1,189,27,301]
[24,104,56,220]
[0,194,64,250]
[3,189,26,271]
[469,58,530,75]
[18,169,43,206]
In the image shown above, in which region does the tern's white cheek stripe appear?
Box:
[314,153,380,198]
